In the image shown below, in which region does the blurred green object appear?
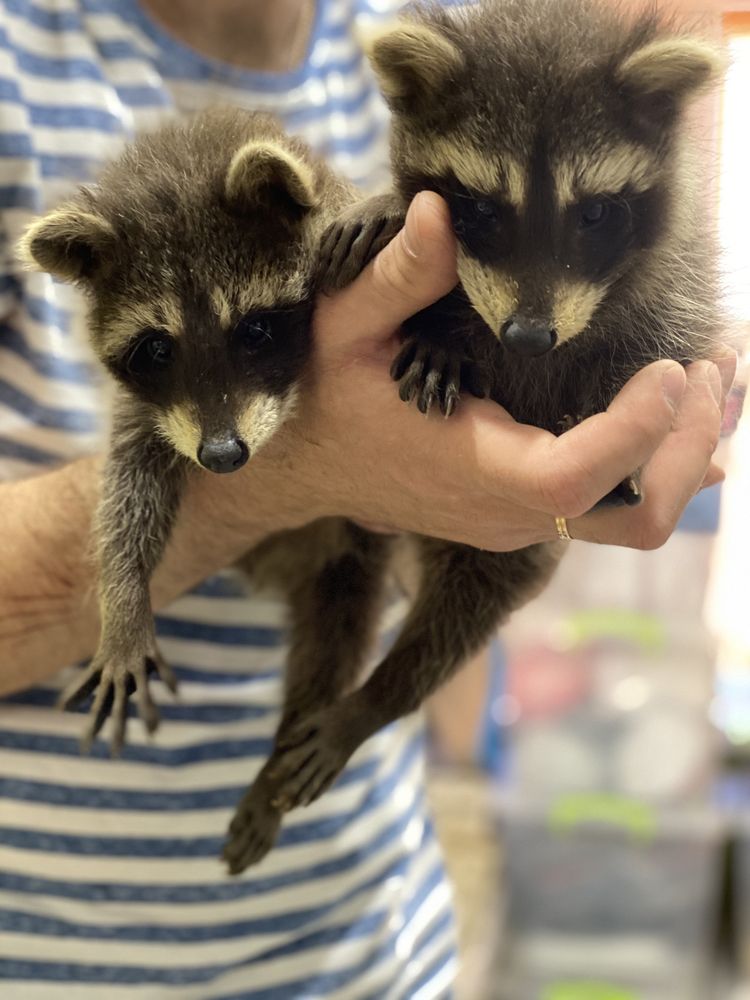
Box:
[549,792,657,839]
[561,609,665,653]
[543,983,637,1000]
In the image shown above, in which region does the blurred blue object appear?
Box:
[477,636,509,777]
[676,484,722,533]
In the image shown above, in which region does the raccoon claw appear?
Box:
[391,338,474,417]
[59,645,177,755]
[593,470,644,510]
[557,413,585,433]
[318,196,404,292]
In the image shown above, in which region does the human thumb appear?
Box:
[316,191,458,346]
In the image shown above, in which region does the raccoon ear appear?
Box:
[17,205,115,283]
[225,141,318,214]
[364,23,465,104]
[616,37,723,124]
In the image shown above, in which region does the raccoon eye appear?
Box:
[579,200,610,229]
[473,199,498,221]
[236,313,272,351]
[125,329,174,376]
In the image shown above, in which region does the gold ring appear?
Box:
[555,516,572,541]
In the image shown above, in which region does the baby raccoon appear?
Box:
[261,0,723,839]
[19,108,356,752]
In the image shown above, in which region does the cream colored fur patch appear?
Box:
[210,285,233,328]
[99,295,184,356]
[457,252,519,335]
[157,403,201,461]
[226,140,317,209]
[401,130,525,206]
[236,388,299,456]
[553,280,607,342]
[554,143,658,204]
[236,266,308,314]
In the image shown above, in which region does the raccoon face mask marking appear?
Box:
[111,301,311,469]
[21,112,325,470]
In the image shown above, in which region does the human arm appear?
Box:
[0,192,731,696]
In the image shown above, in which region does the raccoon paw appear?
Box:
[222,784,283,874]
[594,471,644,510]
[58,645,177,756]
[391,337,488,417]
[557,413,585,433]
[268,708,354,812]
[317,196,404,292]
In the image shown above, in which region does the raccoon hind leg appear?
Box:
[222,523,391,873]
[269,540,563,814]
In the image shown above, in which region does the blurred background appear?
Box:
[424,4,750,997]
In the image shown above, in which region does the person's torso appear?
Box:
[0,2,456,995]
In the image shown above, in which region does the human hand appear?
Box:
[215,192,732,551]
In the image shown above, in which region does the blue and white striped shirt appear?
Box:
[0,1,456,995]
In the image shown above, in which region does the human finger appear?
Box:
[570,360,722,548]
[315,191,457,350]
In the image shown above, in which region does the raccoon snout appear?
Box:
[500,317,558,357]
[197,436,249,474]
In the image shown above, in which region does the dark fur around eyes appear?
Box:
[398,166,665,285]
[108,303,313,408]
[229,304,313,396]
[448,187,517,261]
[570,196,634,281]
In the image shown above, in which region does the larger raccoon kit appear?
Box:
[279,0,722,823]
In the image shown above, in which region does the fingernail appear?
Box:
[402,193,425,260]
[716,350,738,399]
[661,363,686,407]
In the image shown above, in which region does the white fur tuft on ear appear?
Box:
[617,37,723,102]
[17,207,115,283]
[225,140,318,211]
[365,22,464,102]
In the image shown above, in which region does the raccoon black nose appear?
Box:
[197,436,249,474]
[500,318,558,357]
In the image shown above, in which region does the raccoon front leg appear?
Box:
[223,525,391,873]
[317,192,405,292]
[391,291,491,416]
[270,539,563,813]
[59,406,186,754]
